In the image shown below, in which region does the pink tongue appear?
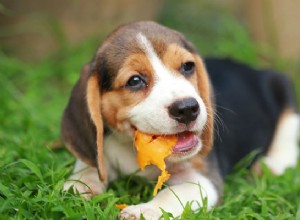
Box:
[173,132,199,152]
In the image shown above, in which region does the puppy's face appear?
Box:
[91,22,213,162]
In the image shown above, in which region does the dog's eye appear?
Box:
[179,62,195,77]
[125,75,147,91]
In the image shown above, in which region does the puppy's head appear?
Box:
[63,21,214,181]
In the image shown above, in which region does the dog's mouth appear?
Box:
[131,124,200,156]
[172,131,199,154]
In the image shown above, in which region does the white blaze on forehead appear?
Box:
[136,33,170,81]
[130,33,207,135]
[136,33,157,61]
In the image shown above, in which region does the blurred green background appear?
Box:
[1,0,299,88]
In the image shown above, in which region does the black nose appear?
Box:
[168,98,200,125]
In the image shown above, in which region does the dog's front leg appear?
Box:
[119,170,219,220]
[63,159,106,198]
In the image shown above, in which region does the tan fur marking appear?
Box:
[194,55,214,156]
[102,92,139,131]
[163,44,195,73]
[191,156,205,170]
[114,54,154,89]
[163,44,199,90]
[86,74,107,182]
[101,54,154,132]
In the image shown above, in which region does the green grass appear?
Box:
[1,11,300,220]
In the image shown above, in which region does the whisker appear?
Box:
[214,104,237,115]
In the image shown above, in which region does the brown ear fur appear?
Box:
[86,73,106,182]
[194,55,214,156]
[61,64,107,182]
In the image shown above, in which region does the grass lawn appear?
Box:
[1,14,300,220]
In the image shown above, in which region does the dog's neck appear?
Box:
[103,130,161,181]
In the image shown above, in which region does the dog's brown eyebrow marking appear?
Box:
[162,44,195,73]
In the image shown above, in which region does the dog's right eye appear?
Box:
[125,75,147,91]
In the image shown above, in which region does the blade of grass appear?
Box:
[19,159,44,182]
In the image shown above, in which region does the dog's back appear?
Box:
[206,58,299,176]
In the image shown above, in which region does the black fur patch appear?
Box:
[205,58,297,176]
[94,58,113,91]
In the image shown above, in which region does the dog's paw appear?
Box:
[118,203,162,220]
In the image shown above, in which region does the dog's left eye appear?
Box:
[179,62,195,77]
[125,75,147,91]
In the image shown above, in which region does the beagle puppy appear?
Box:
[62,21,299,219]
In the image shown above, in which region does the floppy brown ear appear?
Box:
[194,55,215,156]
[61,64,107,182]
[86,73,106,182]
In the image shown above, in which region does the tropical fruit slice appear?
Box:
[134,130,178,195]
